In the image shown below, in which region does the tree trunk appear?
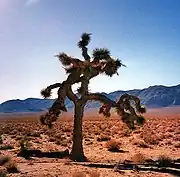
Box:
[70,102,87,162]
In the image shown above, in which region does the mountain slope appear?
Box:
[0,84,180,113]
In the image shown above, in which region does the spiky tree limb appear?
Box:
[78,33,91,61]
[67,87,79,104]
[117,94,146,114]
[85,93,117,106]
[85,93,146,129]
[41,83,62,98]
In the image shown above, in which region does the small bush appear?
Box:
[62,127,71,132]
[18,136,31,159]
[97,135,111,142]
[141,134,159,145]
[158,155,172,167]
[0,135,3,144]
[5,162,19,173]
[19,136,29,151]
[0,169,7,177]
[55,139,62,145]
[30,131,41,137]
[106,140,121,152]
[174,142,180,148]
[132,139,149,148]
[0,145,14,150]
[0,156,10,166]
[131,153,146,163]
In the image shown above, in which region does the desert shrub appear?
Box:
[158,155,172,167]
[49,137,56,142]
[0,156,10,166]
[174,142,180,148]
[131,153,146,163]
[55,139,62,145]
[97,134,111,142]
[121,128,132,137]
[15,136,22,141]
[140,130,160,145]
[132,139,149,148]
[0,168,7,177]
[54,137,68,146]
[30,131,41,137]
[5,162,19,173]
[19,136,30,151]
[106,140,121,152]
[18,136,31,159]
[0,145,14,150]
[62,126,72,132]
[0,135,3,144]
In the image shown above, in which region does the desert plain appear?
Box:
[0,107,180,177]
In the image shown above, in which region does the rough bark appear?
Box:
[70,102,87,162]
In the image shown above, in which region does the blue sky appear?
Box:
[0,0,180,103]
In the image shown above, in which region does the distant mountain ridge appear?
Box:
[0,84,180,113]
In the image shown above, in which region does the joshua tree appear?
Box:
[40,33,146,162]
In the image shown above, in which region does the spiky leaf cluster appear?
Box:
[136,115,145,126]
[56,53,73,66]
[99,104,111,118]
[77,33,91,48]
[103,59,123,77]
[119,112,146,130]
[41,89,52,98]
[92,48,111,61]
[64,66,78,74]
[136,105,146,113]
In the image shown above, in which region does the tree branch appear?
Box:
[81,47,91,61]
[117,94,146,114]
[85,93,117,107]
[67,86,79,104]
[84,93,146,129]
[46,83,62,90]
[41,83,62,98]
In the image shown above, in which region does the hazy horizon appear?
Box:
[1,0,180,103]
[1,83,180,103]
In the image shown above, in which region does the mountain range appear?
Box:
[0,84,180,113]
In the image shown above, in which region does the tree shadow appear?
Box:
[108,149,129,153]
[17,149,69,160]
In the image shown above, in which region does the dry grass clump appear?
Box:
[174,142,180,148]
[62,126,72,133]
[157,155,173,167]
[0,135,3,144]
[131,153,147,163]
[0,144,14,150]
[0,166,7,177]
[0,155,19,174]
[0,156,10,166]
[4,162,19,173]
[106,140,121,152]
[97,134,111,142]
[132,139,149,148]
[140,127,160,145]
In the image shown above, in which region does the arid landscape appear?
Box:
[1,0,180,176]
[0,107,180,177]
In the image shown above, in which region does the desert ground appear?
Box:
[0,107,180,177]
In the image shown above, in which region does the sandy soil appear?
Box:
[0,108,180,177]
